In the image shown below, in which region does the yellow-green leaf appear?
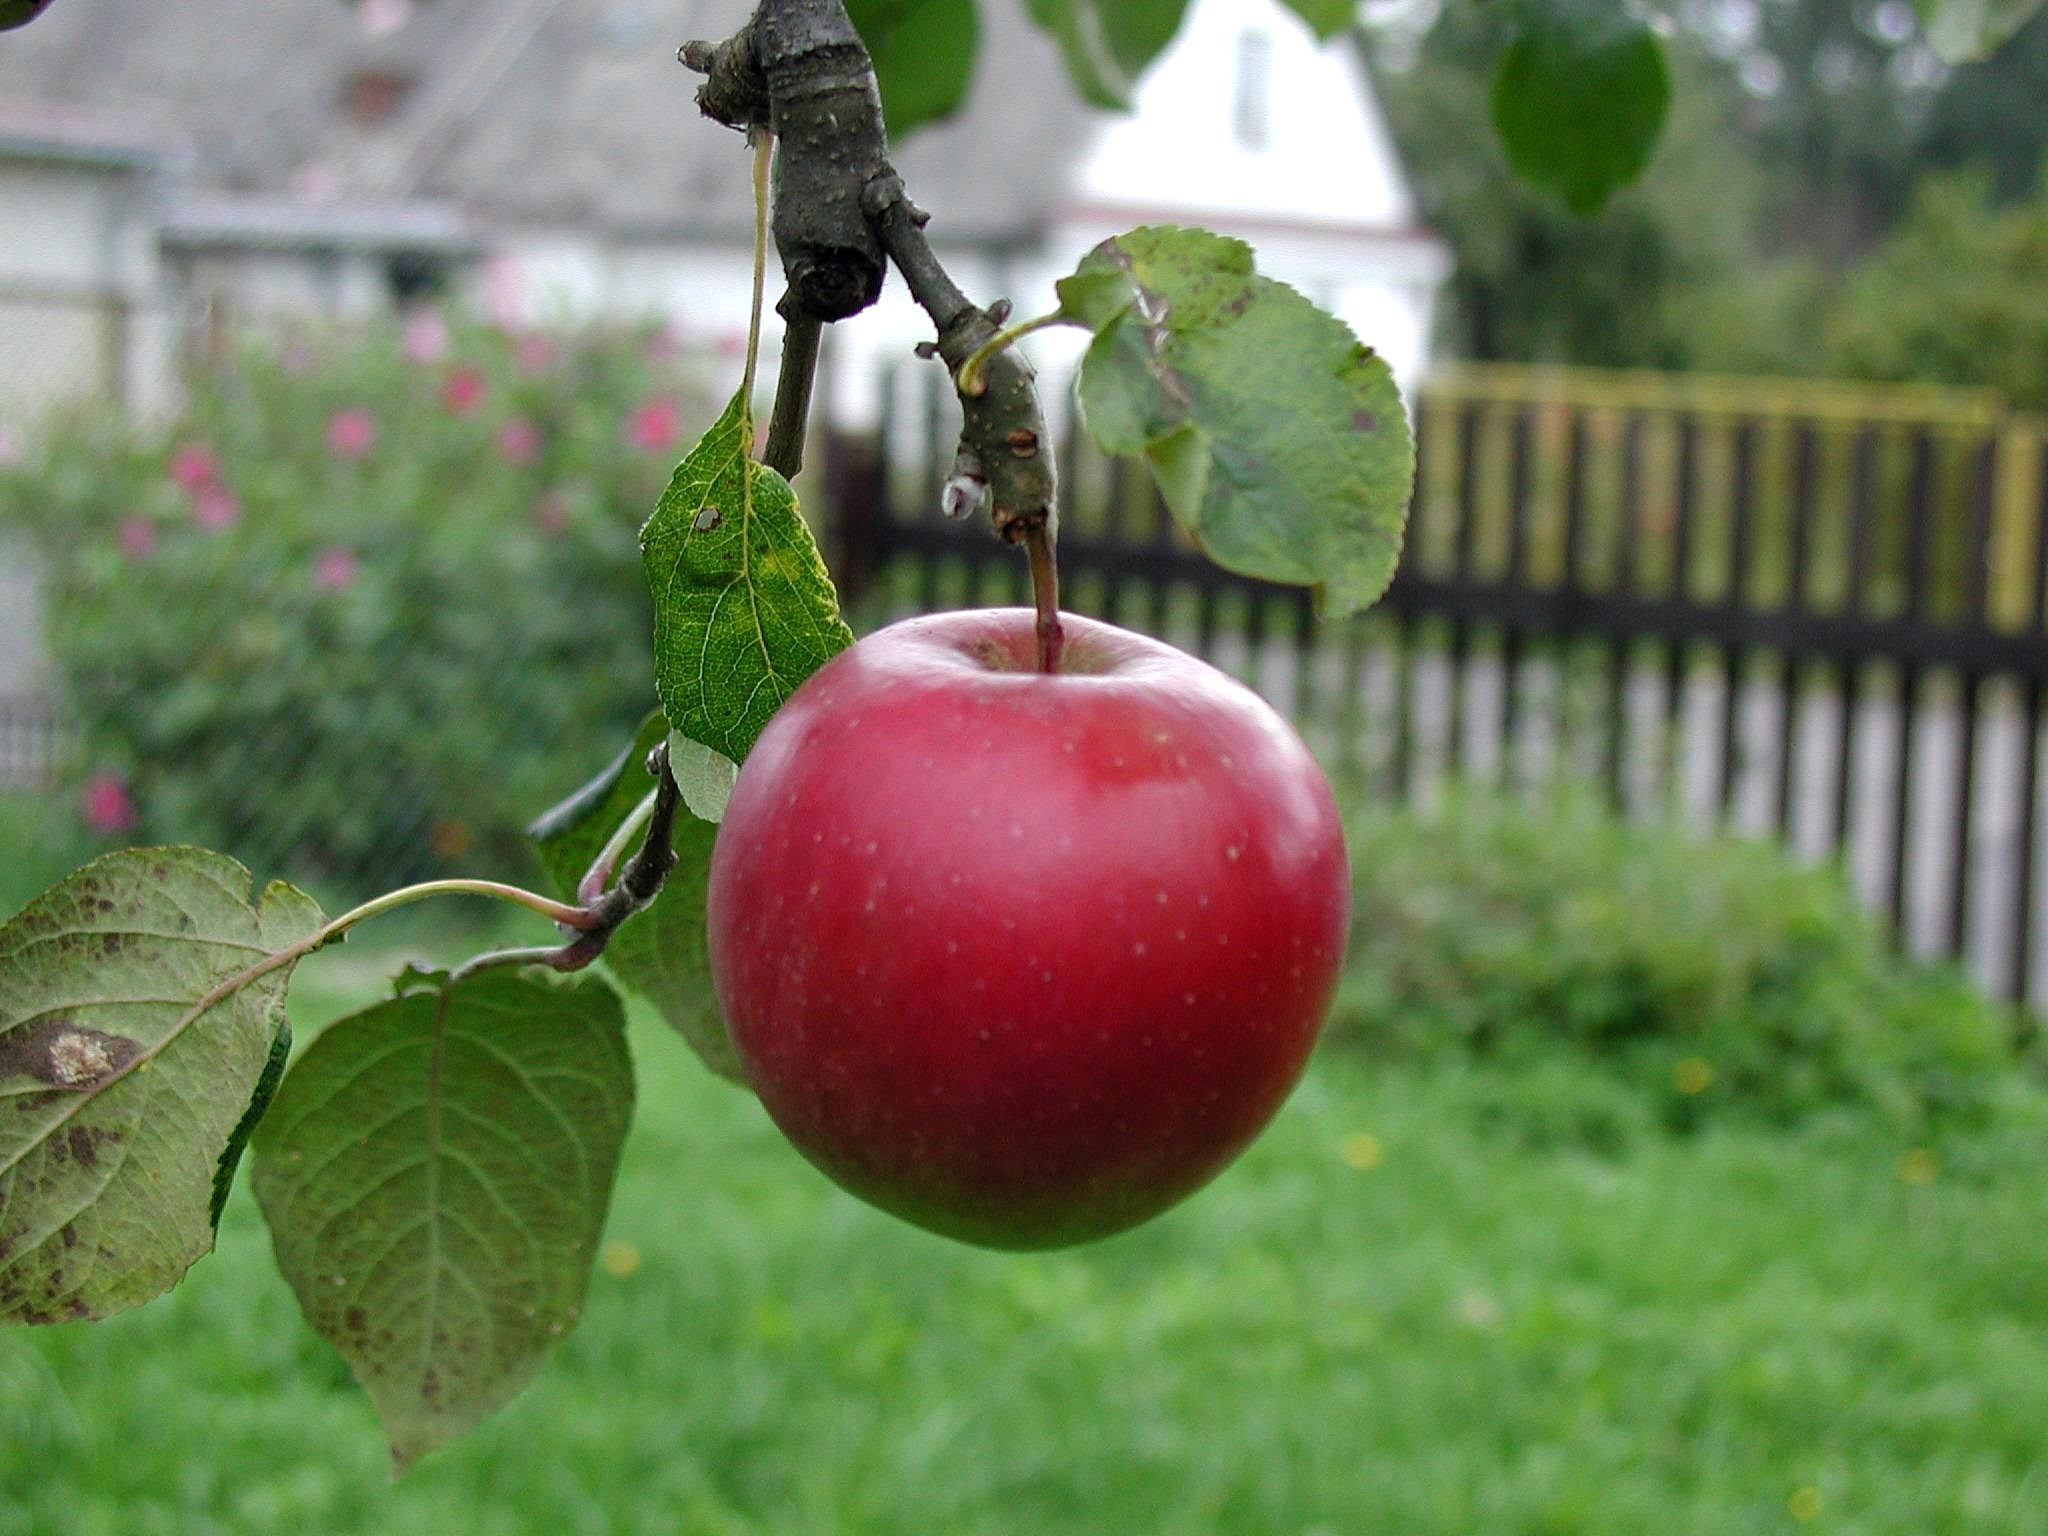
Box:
[640,390,853,766]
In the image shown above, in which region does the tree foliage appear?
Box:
[1824,168,2048,409]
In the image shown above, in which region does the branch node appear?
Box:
[680,27,770,133]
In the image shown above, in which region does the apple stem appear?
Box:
[1026,521,1064,673]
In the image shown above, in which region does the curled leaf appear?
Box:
[1057,225,1411,616]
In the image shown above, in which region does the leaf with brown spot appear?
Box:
[0,847,323,1325]
[251,967,633,1474]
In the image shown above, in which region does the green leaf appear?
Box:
[1024,0,1191,108]
[530,716,742,1084]
[1490,2,1671,215]
[1100,0,1191,75]
[847,0,979,135]
[641,389,854,767]
[1911,0,2047,60]
[1056,226,1412,616]
[0,848,323,1325]
[1278,0,1358,38]
[252,967,633,1474]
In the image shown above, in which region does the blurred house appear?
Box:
[0,0,1449,431]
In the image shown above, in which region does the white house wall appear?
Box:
[1071,0,1416,232]
[834,0,1448,425]
[0,155,174,433]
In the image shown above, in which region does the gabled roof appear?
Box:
[0,0,1097,244]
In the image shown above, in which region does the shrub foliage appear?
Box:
[1,317,710,894]
[1333,789,2018,1134]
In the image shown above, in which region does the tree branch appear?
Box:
[458,743,684,981]
[763,299,822,478]
[866,175,1058,553]
[683,0,1061,644]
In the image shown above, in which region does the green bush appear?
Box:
[1824,169,2048,412]
[1331,788,2019,1136]
[1,316,712,897]
[0,790,99,915]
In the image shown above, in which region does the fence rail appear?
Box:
[830,363,2048,1012]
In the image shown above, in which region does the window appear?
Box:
[1234,30,1273,152]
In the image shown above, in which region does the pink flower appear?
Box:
[532,490,571,535]
[313,547,360,591]
[80,772,137,836]
[484,255,525,327]
[191,484,241,531]
[626,397,681,453]
[716,330,749,360]
[327,407,376,461]
[117,517,157,559]
[646,324,681,362]
[168,442,219,491]
[441,366,487,415]
[515,333,556,373]
[496,416,540,465]
[402,310,449,364]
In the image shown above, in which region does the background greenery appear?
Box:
[3,789,2043,1534]
[1374,0,2048,406]
[1336,790,2017,1137]
[0,318,708,899]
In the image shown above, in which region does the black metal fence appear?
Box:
[826,362,2048,1009]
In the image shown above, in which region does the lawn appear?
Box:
[5,939,2048,1535]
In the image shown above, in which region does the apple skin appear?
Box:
[706,608,1349,1248]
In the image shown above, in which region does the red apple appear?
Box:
[706,608,1349,1248]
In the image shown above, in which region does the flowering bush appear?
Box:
[1,315,714,896]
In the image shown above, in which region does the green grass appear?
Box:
[7,945,2048,1535]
